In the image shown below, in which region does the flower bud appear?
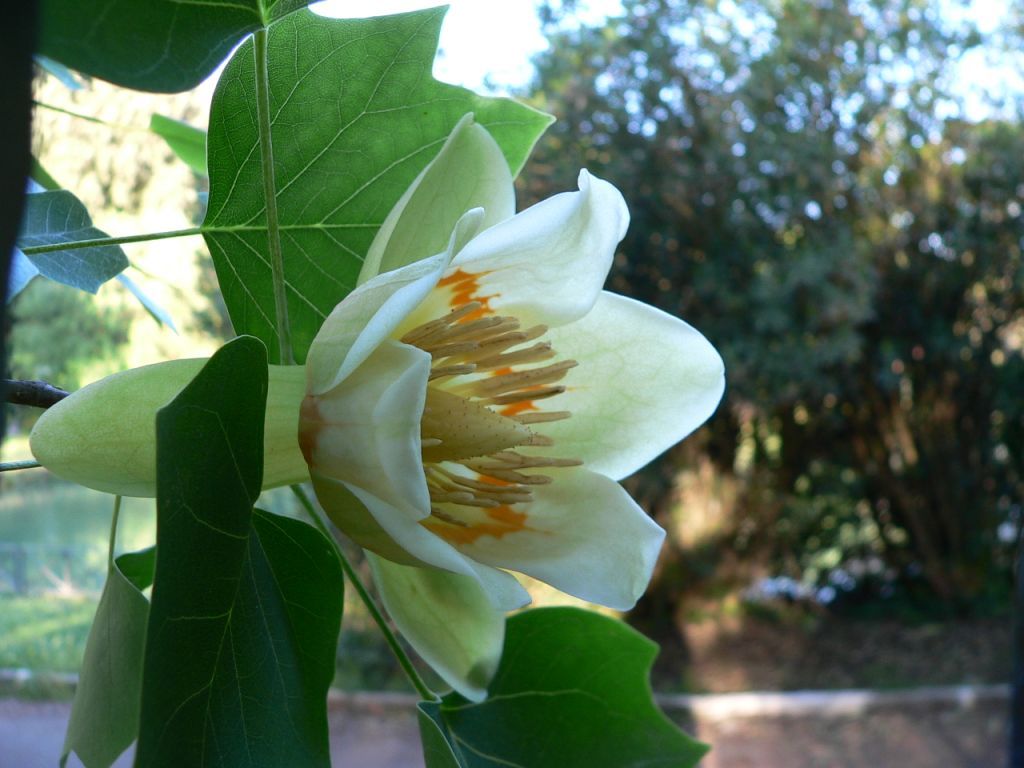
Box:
[30,360,309,497]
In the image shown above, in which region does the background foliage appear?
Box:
[524,0,1023,620]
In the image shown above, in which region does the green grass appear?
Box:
[0,592,423,699]
[0,467,427,697]
[0,595,97,673]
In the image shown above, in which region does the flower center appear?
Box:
[400,301,582,529]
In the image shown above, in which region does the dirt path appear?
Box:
[0,688,1009,767]
[690,701,1006,767]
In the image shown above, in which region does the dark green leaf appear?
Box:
[150,114,207,176]
[16,190,127,293]
[136,336,343,767]
[203,8,552,363]
[60,547,154,768]
[418,702,463,768]
[433,607,708,768]
[116,545,156,590]
[38,0,310,93]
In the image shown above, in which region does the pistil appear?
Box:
[400,301,583,526]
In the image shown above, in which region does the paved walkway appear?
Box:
[687,688,1008,768]
[0,698,424,768]
[0,686,1010,767]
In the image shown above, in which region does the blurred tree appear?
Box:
[6,278,131,411]
[526,0,1022,609]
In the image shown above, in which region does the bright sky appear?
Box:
[314,0,622,92]
[316,0,1022,120]
[949,0,1024,118]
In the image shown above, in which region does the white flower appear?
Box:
[298,115,725,700]
[28,114,725,702]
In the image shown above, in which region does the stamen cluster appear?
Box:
[400,301,582,524]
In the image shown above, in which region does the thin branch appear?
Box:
[33,99,131,130]
[108,496,123,570]
[3,379,69,408]
[0,460,41,473]
[290,483,439,702]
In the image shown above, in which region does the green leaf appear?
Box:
[61,547,154,768]
[116,545,156,590]
[16,190,128,293]
[418,703,462,768]
[150,114,208,176]
[203,8,553,363]
[427,607,709,768]
[38,0,310,93]
[30,156,61,190]
[136,337,343,767]
[116,272,178,331]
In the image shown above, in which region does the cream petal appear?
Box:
[448,468,666,612]
[367,554,507,702]
[307,209,485,396]
[304,339,432,520]
[540,291,725,480]
[348,481,530,612]
[431,170,629,329]
[359,114,514,283]
[310,455,531,612]
[309,473,423,566]
[309,470,529,612]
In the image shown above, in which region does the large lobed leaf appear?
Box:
[38,0,310,92]
[203,8,552,363]
[15,190,128,294]
[419,607,709,768]
[135,337,343,767]
[61,546,154,768]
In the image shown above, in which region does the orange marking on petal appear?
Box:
[437,269,496,320]
[297,395,322,465]
[499,400,538,417]
[423,504,529,546]
[477,474,512,487]
[491,366,514,377]
[487,504,529,528]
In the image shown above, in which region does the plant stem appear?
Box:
[107,495,122,570]
[253,28,293,365]
[0,460,41,473]
[290,484,438,702]
[19,227,204,256]
[19,222,367,257]
[33,100,132,131]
